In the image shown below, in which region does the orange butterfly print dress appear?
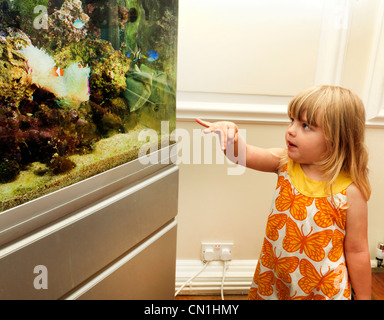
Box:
[248,160,353,300]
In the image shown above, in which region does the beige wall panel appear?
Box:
[177,0,323,96]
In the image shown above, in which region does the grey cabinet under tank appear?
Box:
[0,146,178,299]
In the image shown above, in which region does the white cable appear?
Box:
[221,260,228,300]
[175,261,210,296]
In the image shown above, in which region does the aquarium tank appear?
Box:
[0,0,178,211]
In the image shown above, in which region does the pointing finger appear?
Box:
[195,118,212,128]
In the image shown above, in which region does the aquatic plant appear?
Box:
[83,1,136,49]
[0,1,21,30]
[124,64,152,112]
[0,159,20,184]
[10,0,50,31]
[48,154,76,175]
[11,0,49,20]
[75,103,99,153]
[0,85,102,183]
[124,64,175,118]
[85,100,124,137]
[120,0,178,77]
[0,103,23,170]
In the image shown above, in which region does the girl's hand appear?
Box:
[195,118,238,151]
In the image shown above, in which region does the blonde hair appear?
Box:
[282,85,371,201]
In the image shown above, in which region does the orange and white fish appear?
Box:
[52,66,64,77]
[77,62,88,69]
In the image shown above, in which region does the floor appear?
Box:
[175,268,384,300]
[371,267,384,300]
[175,294,248,300]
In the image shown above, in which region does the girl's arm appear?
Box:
[344,183,371,300]
[196,118,284,173]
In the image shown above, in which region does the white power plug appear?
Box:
[220,247,232,261]
[201,242,233,261]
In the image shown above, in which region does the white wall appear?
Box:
[175,0,384,266]
[177,0,324,96]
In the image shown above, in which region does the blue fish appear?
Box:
[73,19,86,29]
[146,50,159,62]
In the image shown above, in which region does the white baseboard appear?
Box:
[175,259,379,296]
[175,259,257,295]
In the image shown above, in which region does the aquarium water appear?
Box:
[0,0,178,211]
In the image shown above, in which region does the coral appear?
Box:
[18,45,64,97]
[54,38,131,101]
[0,40,34,104]
[0,28,32,51]
[62,61,90,105]
[18,45,91,108]
[23,0,90,52]
[47,0,90,51]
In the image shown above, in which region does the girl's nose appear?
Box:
[287,123,296,137]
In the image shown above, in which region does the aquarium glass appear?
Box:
[0,0,178,211]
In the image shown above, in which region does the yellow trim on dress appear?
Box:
[287,160,353,198]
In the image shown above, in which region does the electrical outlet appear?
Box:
[201,242,233,261]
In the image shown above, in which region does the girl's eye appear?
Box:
[303,123,310,130]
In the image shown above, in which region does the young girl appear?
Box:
[196,85,371,300]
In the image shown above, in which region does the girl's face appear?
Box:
[285,113,328,166]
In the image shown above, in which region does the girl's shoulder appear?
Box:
[346,183,366,202]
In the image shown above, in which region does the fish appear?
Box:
[77,62,89,69]
[73,19,86,29]
[146,50,159,62]
[52,66,64,77]
[132,48,143,62]
[127,46,143,62]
